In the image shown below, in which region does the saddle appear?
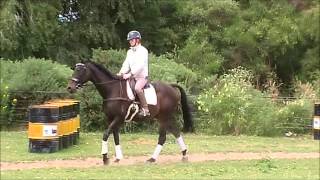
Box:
[128,79,150,98]
[126,79,157,105]
[125,79,157,122]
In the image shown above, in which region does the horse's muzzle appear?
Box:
[67,80,78,93]
[67,86,75,93]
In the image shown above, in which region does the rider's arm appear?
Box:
[119,51,131,74]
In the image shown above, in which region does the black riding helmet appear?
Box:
[127,30,141,40]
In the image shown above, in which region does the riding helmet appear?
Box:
[127,30,141,40]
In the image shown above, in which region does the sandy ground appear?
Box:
[1,152,319,171]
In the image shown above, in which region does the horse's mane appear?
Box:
[86,60,120,80]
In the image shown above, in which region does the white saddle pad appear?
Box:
[126,81,157,105]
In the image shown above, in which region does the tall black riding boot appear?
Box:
[136,91,150,117]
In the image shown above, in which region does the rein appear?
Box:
[95,79,120,85]
[96,79,132,102]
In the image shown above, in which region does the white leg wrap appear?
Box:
[115,145,123,159]
[151,144,163,159]
[177,136,187,151]
[101,140,108,155]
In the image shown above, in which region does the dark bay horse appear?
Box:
[67,61,193,164]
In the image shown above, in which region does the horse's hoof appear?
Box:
[182,156,188,162]
[146,158,156,164]
[103,158,110,165]
[114,159,120,163]
[102,154,110,165]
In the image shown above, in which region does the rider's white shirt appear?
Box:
[119,44,148,78]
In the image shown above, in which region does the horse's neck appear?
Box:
[89,65,118,99]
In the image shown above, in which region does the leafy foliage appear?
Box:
[277,99,313,134]
[0,83,17,128]
[0,58,72,128]
[1,58,71,92]
[197,67,280,136]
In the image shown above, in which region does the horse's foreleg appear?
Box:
[147,126,166,163]
[101,118,119,165]
[113,127,123,163]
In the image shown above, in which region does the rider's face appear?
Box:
[129,39,138,47]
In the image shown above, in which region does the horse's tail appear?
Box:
[171,84,194,133]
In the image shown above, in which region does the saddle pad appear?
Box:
[126,81,157,105]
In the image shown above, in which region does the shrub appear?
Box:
[277,99,313,134]
[1,58,72,92]
[0,83,17,128]
[197,67,280,136]
[149,54,198,89]
[0,58,72,128]
[92,48,126,74]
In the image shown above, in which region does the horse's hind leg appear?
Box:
[168,124,188,162]
[146,125,166,163]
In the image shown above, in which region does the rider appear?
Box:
[117,30,150,117]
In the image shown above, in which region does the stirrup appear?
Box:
[138,108,150,117]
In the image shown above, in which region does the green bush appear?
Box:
[92,48,126,74]
[1,58,72,92]
[277,99,313,134]
[149,54,198,90]
[0,83,17,128]
[196,67,280,136]
[0,58,72,128]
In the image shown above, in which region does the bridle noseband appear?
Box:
[70,77,83,89]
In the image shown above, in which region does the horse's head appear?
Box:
[67,63,91,93]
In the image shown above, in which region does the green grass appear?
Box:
[1,131,319,162]
[1,159,319,180]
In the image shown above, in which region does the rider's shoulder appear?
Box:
[139,45,148,53]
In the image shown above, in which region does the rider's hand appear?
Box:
[123,73,132,79]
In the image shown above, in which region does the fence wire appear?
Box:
[1,91,318,130]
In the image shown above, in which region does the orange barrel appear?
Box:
[45,101,72,148]
[313,102,320,140]
[53,99,80,145]
[28,104,60,153]
[46,99,80,145]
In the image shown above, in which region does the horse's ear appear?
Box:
[70,62,77,70]
[79,56,90,63]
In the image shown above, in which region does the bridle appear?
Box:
[70,63,87,89]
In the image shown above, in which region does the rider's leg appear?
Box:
[135,78,150,116]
